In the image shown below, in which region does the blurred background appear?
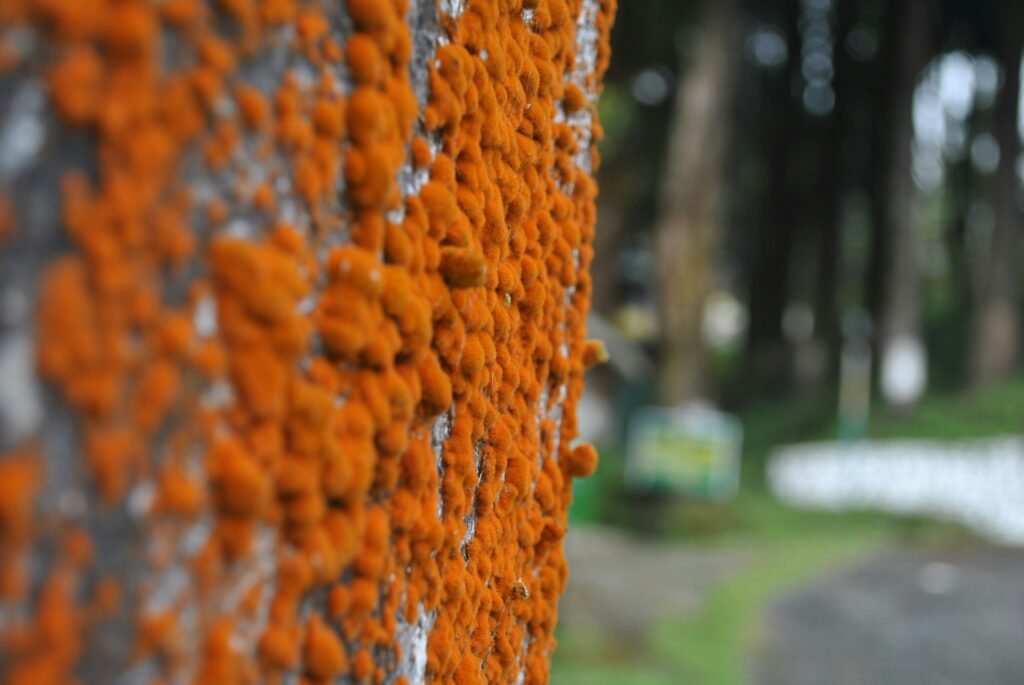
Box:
[554,0,1024,683]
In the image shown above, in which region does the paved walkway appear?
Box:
[751,547,1024,685]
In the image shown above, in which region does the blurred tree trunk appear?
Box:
[812,0,854,369]
[744,0,801,391]
[655,0,740,405]
[876,0,933,405]
[969,0,1024,386]
[945,108,977,339]
[865,5,894,339]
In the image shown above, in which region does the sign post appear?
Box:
[626,405,743,500]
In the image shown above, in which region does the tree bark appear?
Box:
[0,2,617,684]
[744,0,801,392]
[945,106,977,349]
[812,0,854,368]
[655,0,739,406]
[969,0,1024,386]
[876,0,934,406]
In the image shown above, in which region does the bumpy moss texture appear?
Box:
[0,0,615,683]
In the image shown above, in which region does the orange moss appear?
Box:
[303,614,347,679]
[439,246,487,289]
[259,623,300,672]
[2,0,617,681]
[581,338,609,368]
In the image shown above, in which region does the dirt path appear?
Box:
[559,526,753,640]
[751,546,1024,685]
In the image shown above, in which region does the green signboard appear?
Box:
[626,406,743,500]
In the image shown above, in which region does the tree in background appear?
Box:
[970,0,1024,386]
[744,0,801,392]
[812,0,854,369]
[655,0,741,405]
[596,0,1024,414]
[875,0,935,408]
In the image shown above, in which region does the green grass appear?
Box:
[870,377,1024,440]
[655,534,876,685]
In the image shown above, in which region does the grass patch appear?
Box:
[551,533,880,685]
[654,534,879,685]
[869,377,1024,440]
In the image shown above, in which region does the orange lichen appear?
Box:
[1,0,616,682]
[439,246,488,289]
[563,442,599,479]
[0,193,13,243]
[581,338,609,368]
[303,614,348,679]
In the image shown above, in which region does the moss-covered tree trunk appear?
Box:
[0,1,615,683]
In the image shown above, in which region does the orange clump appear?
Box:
[562,82,588,113]
[303,615,347,679]
[439,247,487,289]
[0,193,13,243]
[48,47,104,124]
[582,339,609,368]
[236,84,269,129]
[259,624,300,670]
[0,452,42,617]
[563,443,599,479]
[207,438,270,517]
[346,34,386,85]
